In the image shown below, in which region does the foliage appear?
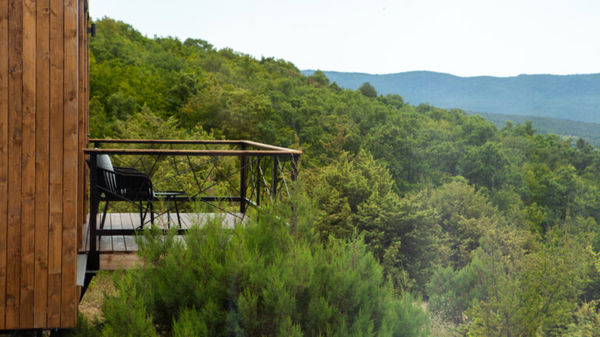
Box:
[416,180,499,270]
[66,314,101,337]
[564,301,600,336]
[88,17,600,333]
[427,252,488,324]
[358,82,378,98]
[99,272,157,337]
[306,150,397,245]
[86,193,429,336]
[472,111,600,147]
[465,228,595,336]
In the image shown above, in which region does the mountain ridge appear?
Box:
[302,70,600,123]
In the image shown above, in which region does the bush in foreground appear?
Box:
[74,194,429,336]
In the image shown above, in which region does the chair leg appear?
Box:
[139,201,154,230]
[100,201,109,229]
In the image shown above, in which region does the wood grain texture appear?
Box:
[111,214,126,252]
[6,0,23,329]
[60,0,78,327]
[82,4,88,218]
[34,0,50,327]
[84,0,88,215]
[47,0,63,327]
[77,0,86,246]
[19,0,36,327]
[0,0,9,329]
[0,0,86,328]
[99,218,113,252]
[121,213,137,251]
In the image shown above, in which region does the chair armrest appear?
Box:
[97,167,153,200]
[114,166,145,175]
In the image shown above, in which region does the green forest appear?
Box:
[465,111,600,147]
[77,18,600,336]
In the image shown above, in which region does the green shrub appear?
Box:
[426,252,488,324]
[66,313,101,337]
[100,272,157,337]
[93,192,430,336]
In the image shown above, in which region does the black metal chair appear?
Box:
[91,155,155,229]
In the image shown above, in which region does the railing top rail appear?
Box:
[89,139,243,146]
[84,148,302,157]
[240,140,301,152]
[88,139,302,155]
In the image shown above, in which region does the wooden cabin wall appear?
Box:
[0,0,88,330]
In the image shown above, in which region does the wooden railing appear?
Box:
[83,139,301,273]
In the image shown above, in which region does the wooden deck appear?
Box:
[81,212,246,270]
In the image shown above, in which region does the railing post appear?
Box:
[272,156,278,200]
[240,143,247,215]
[88,153,100,271]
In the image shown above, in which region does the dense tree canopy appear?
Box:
[82,18,600,336]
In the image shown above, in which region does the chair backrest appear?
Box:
[92,154,153,201]
[97,154,113,171]
[114,167,153,200]
[98,167,155,201]
[97,154,118,193]
[97,167,119,195]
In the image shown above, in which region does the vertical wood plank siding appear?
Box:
[20,0,36,328]
[7,0,24,328]
[77,0,86,251]
[0,0,87,329]
[0,0,9,329]
[34,0,50,327]
[60,0,78,327]
[47,0,64,327]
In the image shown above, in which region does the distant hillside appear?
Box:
[301,70,600,124]
[465,111,600,147]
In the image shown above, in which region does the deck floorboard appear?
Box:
[121,213,137,252]
[80,212,246,270]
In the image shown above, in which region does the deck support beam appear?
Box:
[87,153,99,272]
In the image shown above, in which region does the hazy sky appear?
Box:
[91,0,600,77]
